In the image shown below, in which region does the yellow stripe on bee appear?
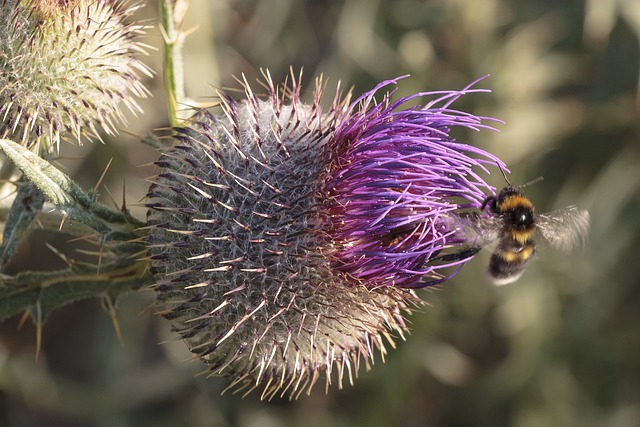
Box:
[513,229,535,244]
[499,194,534,212]
[497,245,535,263]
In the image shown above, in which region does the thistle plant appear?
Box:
[0,0,508,401]
[145,73,504,398]
[0,0,150,152]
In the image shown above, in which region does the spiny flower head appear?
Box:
[0,0,151,152]
[145,72,503,399]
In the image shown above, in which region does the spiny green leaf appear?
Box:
[0,138,144,241]
[0,259,152,324]
[0,178,44,269]
[0,138,81,207]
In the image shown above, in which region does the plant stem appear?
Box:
[160,0,189,127]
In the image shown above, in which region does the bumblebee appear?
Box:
[457,181,590,285]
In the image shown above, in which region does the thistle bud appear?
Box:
[146,73,502,399]
[0,0,150,151]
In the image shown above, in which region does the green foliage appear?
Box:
[0,179,44,267]
[0,137,149,334]
[0,258,151,324]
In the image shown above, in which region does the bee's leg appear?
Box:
[415,265,465,288]
[481,195,497,211]
[435,246,482,262]
[411,248,482,288]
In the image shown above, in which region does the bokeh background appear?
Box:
[1,0,639,426]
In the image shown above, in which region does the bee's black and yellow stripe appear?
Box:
[484,188,537,285]
[488,239,536,285]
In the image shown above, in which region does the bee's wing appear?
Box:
[537,206,590,252]
[446,211,502,249]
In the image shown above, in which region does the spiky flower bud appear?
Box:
[145,73,503,399]
[0,0,150,151]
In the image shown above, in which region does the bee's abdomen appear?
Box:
[488,239,536,286]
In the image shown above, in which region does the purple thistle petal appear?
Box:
[326,76,505,288]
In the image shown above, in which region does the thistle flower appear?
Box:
[0,0,151,152]
[145,72,504,399]
[327,81,505,288]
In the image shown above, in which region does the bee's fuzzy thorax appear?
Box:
[497,193,534,214]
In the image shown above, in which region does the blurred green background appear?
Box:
[1,0,639,426]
